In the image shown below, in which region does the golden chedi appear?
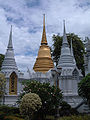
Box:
[33,14,54,73]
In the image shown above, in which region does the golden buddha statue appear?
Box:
[33,14,54,73]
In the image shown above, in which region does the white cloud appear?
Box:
[0,0,90,71]
[15,55,36,72]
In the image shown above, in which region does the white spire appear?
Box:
[58,21,75,67]
[63,20,68,44]
[1,26,18,74]
[8,25,13,49]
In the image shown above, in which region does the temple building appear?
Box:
[0,16,89,112]
[52,21,83,108]
[84,39,90,75]
[1,26,24,105]
[33,14,54,73]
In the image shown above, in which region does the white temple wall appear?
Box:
[4,95,18,105]
[68,79,72,93]
[59,77,75,94]
[73,79,78,94]
[5,78,9,95]
[17,79,23,95]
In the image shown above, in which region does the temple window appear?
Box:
[72,69,79,80]
[9,72,17,95]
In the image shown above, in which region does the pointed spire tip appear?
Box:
[43,14,45,27]
[10,25,12,33]
[63,19,65,23]
[11,25,12,30]
[41,14,47,45]
[8,24,13,49]
[63,20,65,26]
[63,19,66,33]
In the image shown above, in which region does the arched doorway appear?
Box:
[9,72,17,95]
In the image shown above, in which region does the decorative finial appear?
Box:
[63,20,65,24]
[43,14,45,27]
[63,20,66,34]
[41,14,47,45]
[62,20,68,44]
[10,25,12,34]
[8,25,13,49]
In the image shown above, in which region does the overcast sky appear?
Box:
[0,0,90,72]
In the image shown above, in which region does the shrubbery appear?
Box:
[0,105,23,120]
[4,116,24,120]
[78,73,90,107]
[59,101,79,116]
[58,115,90,120]
[0,105,20,115]
[20,93,42,120]
[19,80,63,119]
[0,73,6,98]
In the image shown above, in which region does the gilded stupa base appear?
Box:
[33,57,54,73]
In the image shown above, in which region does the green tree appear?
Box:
[19,80,63,118]
[52,33,85,76]
[20,93,42,120]
[78,73,90,107]
[0,73,6,102]
[0,54,4,71]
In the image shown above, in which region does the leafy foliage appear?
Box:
[0,54,4,71]
[0,105,20,115]
[4,116,24,120]
[19,80,63,117]
[0,105,23,120]
[58,115,90,120]
[20,93,42,120]
[52,33,85,75]
[59,101,79,116]
[0,73,6,98]
[78,73,90,106]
